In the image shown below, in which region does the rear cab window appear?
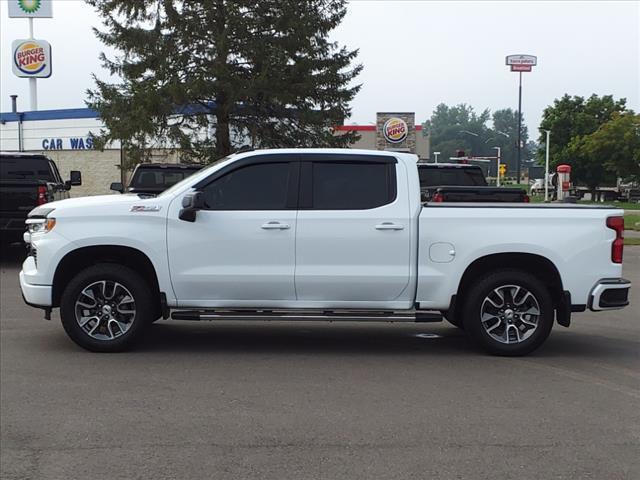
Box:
[0,156,54,182]
[418,166,487,187]
[130,168,198,190]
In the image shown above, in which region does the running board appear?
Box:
[170,308,442,323]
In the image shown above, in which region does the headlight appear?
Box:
[26,217,56,234]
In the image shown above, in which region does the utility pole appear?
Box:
[544,129,551,202]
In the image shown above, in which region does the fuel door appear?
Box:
[429,242,456,263]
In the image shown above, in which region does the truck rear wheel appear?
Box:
[462,269,554,356]
[60,264,153,352]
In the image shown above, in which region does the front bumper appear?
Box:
[589,278,631,311]
[19,261,52,308]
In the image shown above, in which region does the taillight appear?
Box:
[432,192,444,202]
[523,195,530,203]
[37,185,48,205]
[606,216,624,264]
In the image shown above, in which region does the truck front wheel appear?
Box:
[60,264,153,352]
[463,269,554,356]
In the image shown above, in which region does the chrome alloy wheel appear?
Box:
[480,284,541,344]
[74,281,136,341]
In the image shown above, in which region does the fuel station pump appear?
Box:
[556,164,571,201]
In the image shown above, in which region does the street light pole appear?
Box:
[544,129,551,202]
[493,146,501,186]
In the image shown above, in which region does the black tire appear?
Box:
[462,269,554,356]
[60,264,153,352]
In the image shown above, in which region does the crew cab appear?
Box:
[110,163,202,196]
[0,152,81,242]
[418,163,529,202]
[20,149,630,355]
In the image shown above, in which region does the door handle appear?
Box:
[261,221,290,230]
[375,222,404,230]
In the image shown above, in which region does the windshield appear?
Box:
[418,167,487,187]
[158,155,235,198]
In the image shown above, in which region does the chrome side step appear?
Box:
[170,308,442,323]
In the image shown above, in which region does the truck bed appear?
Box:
[416,202,623,310]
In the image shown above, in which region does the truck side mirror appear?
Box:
[179,191,205,222]
[70,170,82,186]
[110,182,125,193]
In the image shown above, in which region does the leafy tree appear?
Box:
[424,103,490,160]
[537,94,627,186]
[86,0,362,168]
[490,108,529,173]
[571,112,640,186]
[423,104,529,174]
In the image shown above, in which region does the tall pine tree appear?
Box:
[86,0,362,166]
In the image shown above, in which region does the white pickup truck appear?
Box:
[20,149,630,355]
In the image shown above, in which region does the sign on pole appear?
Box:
[8,0,53,18]
[505,54,537,67]
[510,64,532,72]
[12,39,52,78]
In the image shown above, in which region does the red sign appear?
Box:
[511,64,532,72]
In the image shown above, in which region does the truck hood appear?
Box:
[31,194,164,217]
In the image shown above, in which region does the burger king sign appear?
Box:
[12,39,52,78]
[382,117,408,144]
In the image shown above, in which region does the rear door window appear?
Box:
[302,159,396,210]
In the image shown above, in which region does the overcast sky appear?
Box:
[1,0,638,138]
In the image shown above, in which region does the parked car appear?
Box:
[110,163,202,196]
[418,163,529,202]
[0,152,81,243]
[529,174,556,198]
[20,149,629,355]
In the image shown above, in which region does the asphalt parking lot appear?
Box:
[1,244,638,480]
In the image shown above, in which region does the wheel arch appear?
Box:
[456,252,564,310]
[52,245,161,312]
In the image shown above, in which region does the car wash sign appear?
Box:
[376,112,416,153]
[8,0,53,17]
[12,39,52,78]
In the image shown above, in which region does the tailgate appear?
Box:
[0,181,43,229]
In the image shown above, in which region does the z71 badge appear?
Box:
[130,205,162,212]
